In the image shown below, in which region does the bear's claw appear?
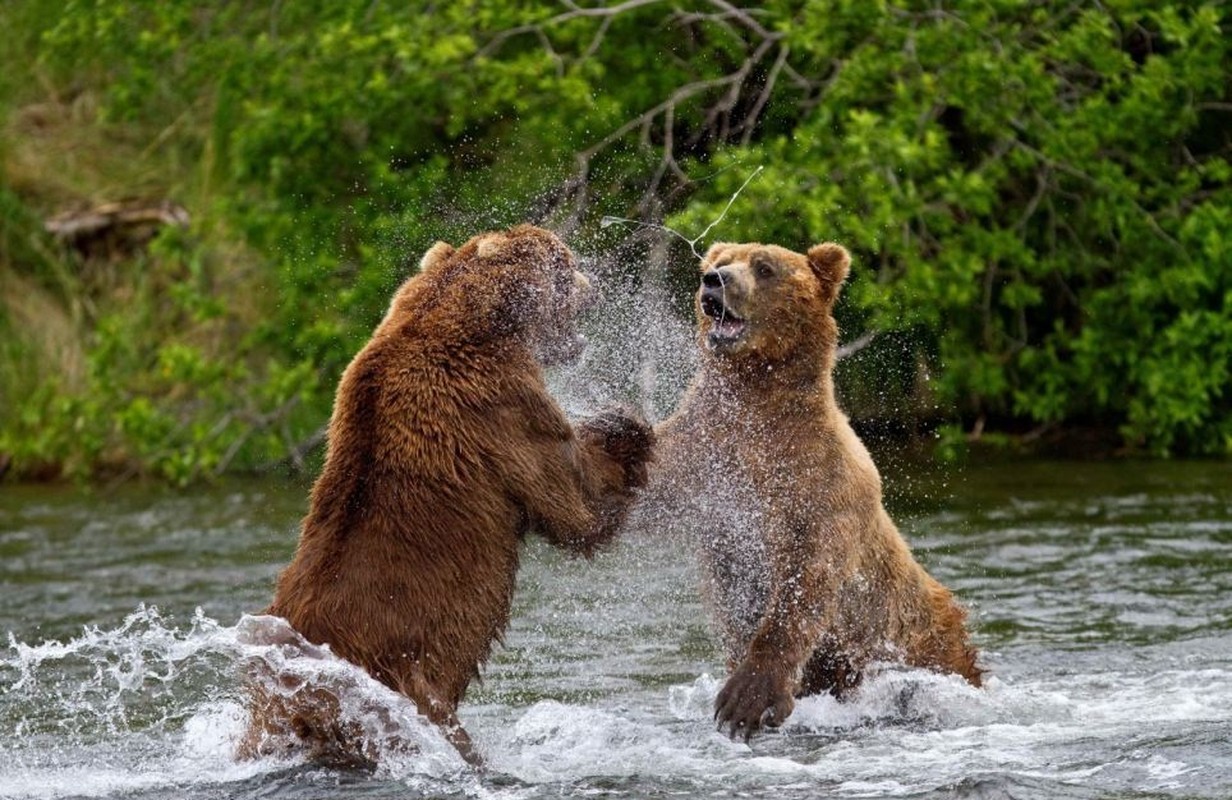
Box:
[580,408,656,488]
[714,662,794,741]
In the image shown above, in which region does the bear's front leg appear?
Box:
[712,507,846,740]
[507,401,654,556]
[714,657,795,741]
[549,407,654,554]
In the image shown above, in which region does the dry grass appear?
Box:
[0,269,84,390]
[7,87,195,213]
[0,86,272,482]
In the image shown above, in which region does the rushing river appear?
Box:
[2,457,1230,799]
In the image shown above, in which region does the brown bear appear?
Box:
[240,224,654,765]
[646,240,981,741]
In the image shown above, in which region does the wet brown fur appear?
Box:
[652,241,980,739]
[240,225,654,764]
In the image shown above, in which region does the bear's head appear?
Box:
[406,225,595,365]
[694,241,851,364]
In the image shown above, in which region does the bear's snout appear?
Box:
[700,265,747,304]
[700,288,727,320]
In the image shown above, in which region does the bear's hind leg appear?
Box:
[797,649,863,699]
[393,666,483,767]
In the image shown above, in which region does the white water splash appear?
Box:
[3,600,1232,799]
[478,661,1232,797]
[4,432,1232,800]
[0,607,476,799]
[547,253,698,424]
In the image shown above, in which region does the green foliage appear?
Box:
[0,222,272,484]
[0,0,1229,482]
[672,1,1232,455]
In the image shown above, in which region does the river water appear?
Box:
[2,456,1229,799]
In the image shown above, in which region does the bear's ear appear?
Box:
[807,242,851,303]
[419,241,455,273]
[475,232,507,261]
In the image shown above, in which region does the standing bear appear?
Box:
[241,225,654,765]
[648,240,981,740]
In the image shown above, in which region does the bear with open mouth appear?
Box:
[647,239,982,740]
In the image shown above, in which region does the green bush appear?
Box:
[0,0,1228,482]
[672,1,1231,455]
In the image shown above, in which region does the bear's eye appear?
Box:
[753,257,775,280]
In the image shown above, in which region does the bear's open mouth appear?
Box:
[710,315,747,342]
[701,294,747,345]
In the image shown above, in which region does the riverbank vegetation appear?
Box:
[1,1,1228,483]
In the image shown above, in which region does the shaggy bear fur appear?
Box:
[241,225,654,764]
[649,240,981,740]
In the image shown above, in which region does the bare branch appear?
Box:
[740,42,789,146]
[578,72,745,165]
[837,329,879,361]
[1013,168,1052,233]
[256,423,327,475]
[478,0,667,58]
[703,0,775,39]
[216,394,306,476]
[1011,140,1186,254]
[482,0,794,226]
[581,14,614,61]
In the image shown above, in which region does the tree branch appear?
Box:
[483,1,794,226]
[477,0,667,59]
[836,330,878,361]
